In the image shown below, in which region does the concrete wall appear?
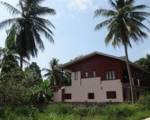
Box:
[53,89,63,102]
[63,72,123,103]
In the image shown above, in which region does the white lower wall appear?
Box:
[64,77,123,103]
[53,89,63,102]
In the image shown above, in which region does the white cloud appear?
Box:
[69,0,94,10]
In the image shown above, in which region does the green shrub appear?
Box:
[100,104,140,120]
[45,104,74,115]
[73,106,89,116]
[36,113,79,120]
[13,106,38,116]
[87,105,101,116]
[138,94,150,108]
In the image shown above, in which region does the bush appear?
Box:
[13,106,38,116]
[138,94,150,108]
[36,113,78,120]
[45,104,74,115]
[73,106,89,117]
[0,106,38,120]
[100,104,140,120]
[87,105,101,116]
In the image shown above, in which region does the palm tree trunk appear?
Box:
[124,44,134,104]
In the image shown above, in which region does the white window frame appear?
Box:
[93,71,96,77]
[106,71,116,80]
[85,72,88,78]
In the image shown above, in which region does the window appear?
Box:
[112,71,115,80]
[93,71,96,77]
[85,72,88,78]
[106,91,117,99]
[74,72,78,80]
[88,93,95,99]
[137,79,140,86]
[106,71,116,80]
[64,93,72,100]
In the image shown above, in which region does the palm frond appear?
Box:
[33,28,44,50]
[132,5,148,11]
[129,13,146,21]
[5,25,17,51]
[32,18,54,35]
[15,55,29,65]
[105,29,114,45]
[43,73,52,77]
[126,0,135,5]
[130,12,150,18]
[0,18,20,30]
[31,7,56,16]
[35,25,54,43]
[109,0,117,9]
[94,9,116,17]
[0,1,21,15]
[33,17,55,29]
[131,18,150,32]
[32,0,45,4]
[42,68,52,74]
[95,18,113,30]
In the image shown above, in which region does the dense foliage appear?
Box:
[0,48,54,107]
[0,54,31,105]
[31,80,53,108]
[0,48,70,108]
[25,62,43,87]
[135,54,150,72]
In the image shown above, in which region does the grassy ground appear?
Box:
[0,103,150,120]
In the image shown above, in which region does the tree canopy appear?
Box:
[135,54,150,72]
[25,62,43,87]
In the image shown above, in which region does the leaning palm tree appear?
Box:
[95,0,150,103]
[0,0,56,68]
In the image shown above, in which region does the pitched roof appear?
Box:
[61,51,150,74]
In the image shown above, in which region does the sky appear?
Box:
[0,0,150,69]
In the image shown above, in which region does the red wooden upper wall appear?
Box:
[64,55,124,80]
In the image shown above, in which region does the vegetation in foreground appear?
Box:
[0,104,149,120]
[0,94,150,120]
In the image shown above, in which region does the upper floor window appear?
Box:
[106,71,116,80]
[85,72,88,78]
[93,71,96,77]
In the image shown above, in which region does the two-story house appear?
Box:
[54,52,150,103]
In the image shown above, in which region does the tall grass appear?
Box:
[0,102,149,120]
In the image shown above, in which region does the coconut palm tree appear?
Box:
[0,0,56,68]
[94,0,150,103]
[43,58,71,86]
[43,58,61,86]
